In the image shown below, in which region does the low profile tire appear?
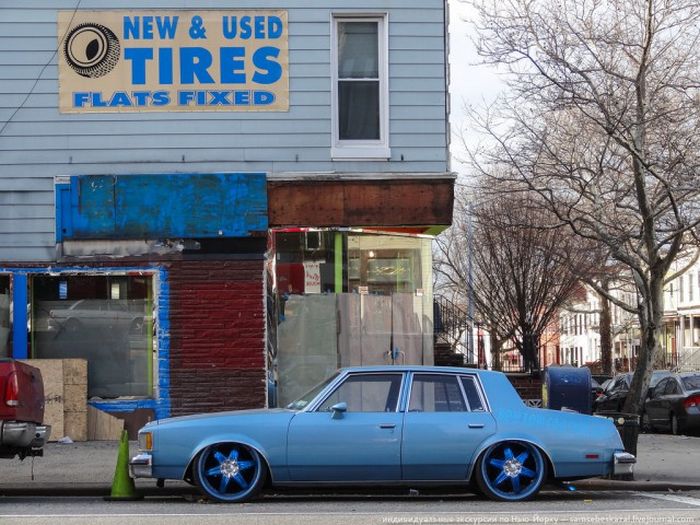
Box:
[671,414,681,436]
[194,443,266,503]
[475,441,546,502]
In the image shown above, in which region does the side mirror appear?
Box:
[330,402,347,419]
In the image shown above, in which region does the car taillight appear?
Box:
[5,372,19,407]
[683,395,700,409]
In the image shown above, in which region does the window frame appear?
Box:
[311,371,404,413]
[330,13,390,161]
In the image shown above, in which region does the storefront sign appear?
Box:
[58,10,289,113]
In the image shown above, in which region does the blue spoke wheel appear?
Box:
[475,441,546,501]
[194,442,266,503]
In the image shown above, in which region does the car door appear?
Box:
[401,373,496,481]
[662,378,684,428]
[286,372,404,482]
[645,379,667,427]
[597,375,628,412]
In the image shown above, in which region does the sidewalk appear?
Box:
[0,434,698,497]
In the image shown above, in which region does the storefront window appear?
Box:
[0,276,10,358]
[31,274,154,398]
[269,230,433,406]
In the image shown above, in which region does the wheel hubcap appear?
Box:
[503,458,522,478]
[220,459,240,478]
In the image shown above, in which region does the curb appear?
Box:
[3,480,700,498]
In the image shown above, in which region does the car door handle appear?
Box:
[379,424,396,429]
[468,423,485,429]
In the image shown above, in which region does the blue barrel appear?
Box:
[542,366,592,414]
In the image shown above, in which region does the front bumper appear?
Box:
[129,452,153,478]
[613,451,636,476]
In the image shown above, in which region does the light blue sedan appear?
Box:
[130,366,635,502]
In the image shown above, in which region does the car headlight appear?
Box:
[138,431,153,451]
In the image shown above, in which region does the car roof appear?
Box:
[339,365,496,377]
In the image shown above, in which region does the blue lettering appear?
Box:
[110,92,133,106]
[220,47,246,84]
[91,93,108,107]
[240,16,252,39]
[159,48,173,84]
[123,17,140,39]
[179,91,196,105]
[235,91,250,105]
[209,91,232,105]
[254,16,266,38]
[152,91,170,106]
[252,47,282,85]
[222,16,237,39]
[132,91,149,105]
[142,16,154,39]
[268,16,283,39]
[197,91,207,105]
[254,91,275,105]
[180,47,214,84]
[157,16,179,39]
[124,48,154,84]
[73,92,90,107]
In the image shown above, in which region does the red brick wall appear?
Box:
[168,259,266,416]
[507,374,544,402]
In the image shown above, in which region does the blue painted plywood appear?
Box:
[64,173,267,240]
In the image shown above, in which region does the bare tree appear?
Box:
[435,190,594,371]
[466,0,700,417]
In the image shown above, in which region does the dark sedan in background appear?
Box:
[643,373,700,435]
[594,370,671,414]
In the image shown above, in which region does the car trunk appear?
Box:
[0,359,45,424]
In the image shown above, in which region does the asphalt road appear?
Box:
[2,490,700,525]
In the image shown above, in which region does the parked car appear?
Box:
[47,299,146,335]
[594,370,672,413]
[643,373,700,435]
[0,359,51,459]
[130,366,634,503]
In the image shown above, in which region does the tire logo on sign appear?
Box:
[64,23,120,78]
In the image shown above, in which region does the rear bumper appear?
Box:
[0,421,51,449]
[613,451,636,476]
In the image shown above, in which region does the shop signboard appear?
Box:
[303,261,321,295]
[57,10,289,113]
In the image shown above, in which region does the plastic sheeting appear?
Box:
[277,292,433,407]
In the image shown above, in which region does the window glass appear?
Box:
[409,374,466,412]
[338,22,378,78]
[665,380,679,395]
[336,19,382,142]
[32,274,154,398]
[460,376,485,411]
[682,375,700,391]
[0,276,9,358]
[317,373,402,412]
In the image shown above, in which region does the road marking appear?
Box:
[636,492,700,507]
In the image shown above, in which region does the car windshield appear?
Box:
[681,375,700,392]
[286,372,340,410]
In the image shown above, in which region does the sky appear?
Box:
[447,0,503,177]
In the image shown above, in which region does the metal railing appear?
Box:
[433,295,472,361]
[675,346,700,372]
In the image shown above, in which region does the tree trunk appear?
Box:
[599,286,613,376]
[490,332,502,371]
[623,275,664,416]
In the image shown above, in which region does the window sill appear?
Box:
[331,145,391,161]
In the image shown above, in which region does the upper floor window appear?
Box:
[331,15,390,160]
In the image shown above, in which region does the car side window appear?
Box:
[665,380,680,395]
[613,376,627,392]
[409,374,466,412]
[316,373,402,413]
[460,375,486,412]
[652,379,667,398]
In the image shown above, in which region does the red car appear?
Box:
[0,359,51,459]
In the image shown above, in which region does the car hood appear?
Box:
[148,408,295,428]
